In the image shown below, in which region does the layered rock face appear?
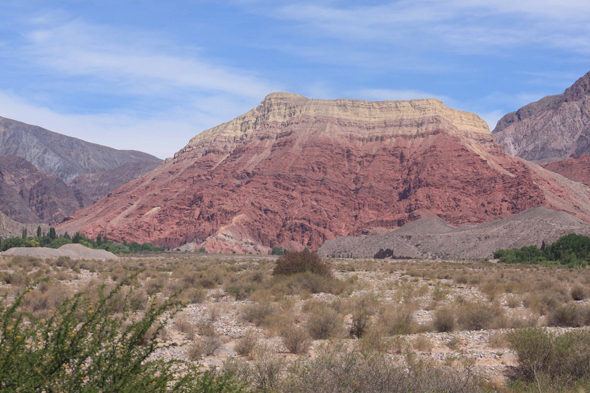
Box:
[57,93,590,253]
[0,116,161,182]
[0,156,88,224]
[493,71,590,163]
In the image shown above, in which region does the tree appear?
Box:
[36,226,42,239]
[49,227,57,240]
[96,233,103,246]
[63,232,71,240]
[21,228,27,239]
[271,246,284,255]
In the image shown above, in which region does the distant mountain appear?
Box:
[493,71,590,163]
[57,93,590,253]
[318,207,590,260]
[0,116,162,182]
[0,155,89,224]
[68,161,161,203]
[0,210,48,240]
[543,155,590,187]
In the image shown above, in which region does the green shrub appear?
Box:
[273,252,332,277]
[508,328,590,385]
[457,302,505,331]
[0,277,248,392]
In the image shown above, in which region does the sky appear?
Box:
[0,1,589,159]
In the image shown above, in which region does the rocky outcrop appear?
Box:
[0,155,88,224]
[0,116,162,181]
[318,207,590,260]
[543,155,590,187]
[57,93,590,253]
[493,71,590,163]
[68,161,161,203]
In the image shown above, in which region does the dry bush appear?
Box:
[241,301,276,326]
[377,305,417,335]
[457,302,505,331]
[174,315,195,339]
[446,336,461,351]
[412,336,433,352]
[196,321,216,337]
[235,330,259,357]
[187,340,205,361]
[203,335,223,356]
[273,252,332,277]
[480,281,503,302]
[357,327,389,354]
[571,284,588,301]
[306,306,343,340]
[348,294,379,339]
[547,304,590,327]
[488,332,507,348]
[433,307,455,333]
[281,324,311,354]
[505,294,521,308]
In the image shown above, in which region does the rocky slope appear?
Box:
[0,210,48,239]
[57,93,590,253]
[0,116,162,181]
[318,207,590,260]
[0,155,89,224]
[543,155,590,187]
[493,71,590,163]
[68,161,161,204]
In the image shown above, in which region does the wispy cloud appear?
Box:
[24,19,277,99]
[358,89,449,102]
[267,0,590,56]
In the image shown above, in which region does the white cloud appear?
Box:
[23,19,278,99]
[269,1,590,55]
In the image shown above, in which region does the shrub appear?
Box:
[280,344,481,393]
[241,302,276,326]
[235,330,258,357]
[508,328,590,384]
[281,324,311,354]
[433,307,455,332]
[412,336,433,352]
[306,307,343,340]
[571,284,588,301]
[273,252,332,277]
[0,277,247,392]
[457,302,505,331]
[546,304,590,327]
[378,305,417,335]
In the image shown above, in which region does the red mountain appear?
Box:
[543,155,590,187]
[57,93,590,253]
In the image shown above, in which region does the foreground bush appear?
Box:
[273,252,332,277]
[508,328,590,386]
[280,344,481,393]
[0,278,247,392]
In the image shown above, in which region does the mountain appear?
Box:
[0,155,89,224]
[68,161,161,204]
[318,207,590,260]
[0,210,48,240]
[543,155,590,187]
[0,116,162,182]
[57,93,590,254]
[492,71,590,163]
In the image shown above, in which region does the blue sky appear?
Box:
[0,0,589,158]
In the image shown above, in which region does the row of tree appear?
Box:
[493,233,590,267]
[0,227,165,254]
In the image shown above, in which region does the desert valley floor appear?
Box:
[3,252,590,391]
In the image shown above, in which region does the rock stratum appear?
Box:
[57,93,590,254]
[318,207,590,260]
[0,155,89,224]
[493,70,590,163]
[0,116,161,182]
